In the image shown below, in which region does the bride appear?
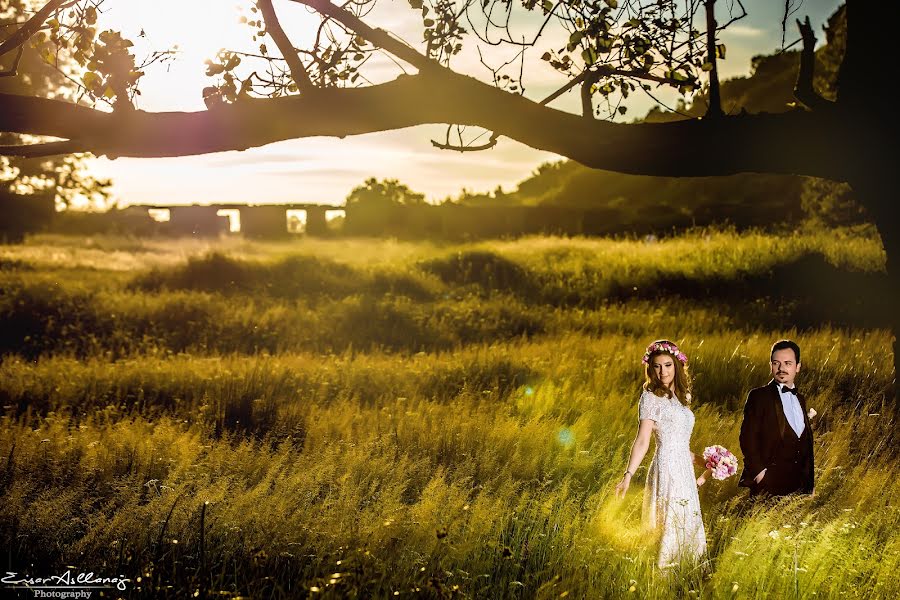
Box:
[615,340,707,568]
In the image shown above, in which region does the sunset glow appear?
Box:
[80,0,842,206]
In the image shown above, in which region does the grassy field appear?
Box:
[0,229,897,599]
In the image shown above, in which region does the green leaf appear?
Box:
[597,36,613,53]
[85,7,97,25]
[423,18,435,27]
[82,71,99,90]
[716,44,726,59]
[568,31,583,46]
[408,0,423,8]
[618,106,627,115]
[700,61,713,71]
[605,0,618,8]
[540,51,552,61]
[542,0,553,12]
[581,47,597,66]
[260,43,268,55]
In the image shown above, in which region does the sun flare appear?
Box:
[96,1,261,109]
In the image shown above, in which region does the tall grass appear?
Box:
[0,228,891,358]
[0,230,896,598]
[1,227,886,280]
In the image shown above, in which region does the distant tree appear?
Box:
[345,178,426,209]
[512,162,577,205]
[343,178,426,235]
[801,177,867,228]
[0,187,53,242]
[455,184,524,207]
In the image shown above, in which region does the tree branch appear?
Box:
[0,46,24,77]
[290,0,437,72]
[431,129,498,152]
[581,71,600,119]
[704,0,723,119]
[258,0,315,92]
[0,139,84,157]
[540,67,690,108]
[0,71,847,181]
[835,0,873,112]
[0,0,68,59]
[793,16,831,111]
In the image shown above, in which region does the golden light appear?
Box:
[97,1,259,110]
[216,208,241,232]
[112,1,247,55]
[285,209,305,233]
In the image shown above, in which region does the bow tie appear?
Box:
[781,385,798,395]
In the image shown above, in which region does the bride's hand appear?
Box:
[615,473,632,498]
[696,468,709,487]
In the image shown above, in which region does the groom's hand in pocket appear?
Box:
[753,468,767,484]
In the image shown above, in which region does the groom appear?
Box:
[738,340,814,497]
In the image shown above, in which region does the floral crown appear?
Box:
[642,341,688,365]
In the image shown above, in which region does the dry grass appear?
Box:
[0,229,896,598]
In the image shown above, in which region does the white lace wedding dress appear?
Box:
[639,389,707,568]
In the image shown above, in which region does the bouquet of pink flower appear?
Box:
[703,445,739,480]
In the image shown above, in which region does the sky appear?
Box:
[82,0,845,207]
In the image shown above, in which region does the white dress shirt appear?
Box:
[778,385,805,437]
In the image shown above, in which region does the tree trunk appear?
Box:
[850,176,900,403]
[838,1,899,402]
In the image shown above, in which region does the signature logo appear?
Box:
[2,570,131,592]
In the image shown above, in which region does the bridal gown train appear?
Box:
[639,389,707,568]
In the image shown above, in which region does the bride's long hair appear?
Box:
[643,341,693,406]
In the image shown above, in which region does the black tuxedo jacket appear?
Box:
[738,380,815,495]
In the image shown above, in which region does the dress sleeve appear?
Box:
[638,391,662,423]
